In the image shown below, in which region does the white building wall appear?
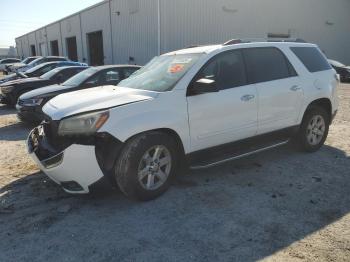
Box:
[15,38,24,58]
[46,23,63,55]
[80,1,113,65]
[110,0,158,65]
[27,32,37,56]
[60,15,84,62]
[35,28,48,56]
[21,36,31,57]
[160,0,350,64]
[15,0,350,64]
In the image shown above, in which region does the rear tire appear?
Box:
[115,131,179,201]
[298,106,330,152]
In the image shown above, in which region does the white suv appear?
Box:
[28,41,339,201]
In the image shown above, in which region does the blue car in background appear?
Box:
[0,61,87,85]
[15,56,68,73]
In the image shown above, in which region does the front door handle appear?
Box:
[290,85,301,91]
[241,94,255,102]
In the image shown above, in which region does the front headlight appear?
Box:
[58,111,110,136]
[1,86,14,93]
[21,98,44,106]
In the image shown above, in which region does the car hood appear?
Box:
[0,73,18,84]
[1,77,43,86]
[43,86,158,120]
[20,84,71,100]
[10,63,25,68]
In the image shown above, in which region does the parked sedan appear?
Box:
[328,59,350,82]
[1,65,88,107]
[16,65,141,123]
[16,56,68,73]
[0,58,21,72]
[0,61,87,85]
[4,56,40,74]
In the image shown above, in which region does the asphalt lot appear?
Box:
[0,83,350,262]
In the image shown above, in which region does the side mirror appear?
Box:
[189,78,218,96]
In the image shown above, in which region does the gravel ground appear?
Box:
[0,84,349,262]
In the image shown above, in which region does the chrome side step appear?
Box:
[189,140,290,170]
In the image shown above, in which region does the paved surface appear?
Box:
[0,84,350,262]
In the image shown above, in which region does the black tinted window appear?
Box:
[60,68,84,81]
[85,69,120,86]
[244,47,293,84]
[196,50,246,90]
[291,47,331,73]
[123,68,139,79]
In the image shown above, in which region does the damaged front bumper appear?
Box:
[27,125,105,194]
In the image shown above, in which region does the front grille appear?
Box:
[43,120,61,146]
[17,99,25,106]
[30,121,72,161]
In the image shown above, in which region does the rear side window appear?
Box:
[290,47,331,73]
[243,47,295,84]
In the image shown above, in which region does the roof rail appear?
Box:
[223,38,307,46]
[185,45,204,49]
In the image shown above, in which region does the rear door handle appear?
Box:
[241,94,255,102]
[290,85,301,91]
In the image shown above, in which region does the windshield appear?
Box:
[118,53,203,92]
[25,63,45,74]
[21,57,31,64]
[27,57,42,67]
[328,59,345,67]
[62,67,96,86]
[40,68,61,80]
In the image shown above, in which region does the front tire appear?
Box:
[115,131,179,201]
[298,106,330,152]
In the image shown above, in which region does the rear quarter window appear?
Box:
[290,47,332,73]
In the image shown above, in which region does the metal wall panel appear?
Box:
[15,38,25,58]
[35,28,48,56]
[60,15,84,62]
[27,32,37,56]
[80,1,113,65]
[46,23,63,55]
[159,0,350,63]
[15,0,350,64]
[110,0,158,65]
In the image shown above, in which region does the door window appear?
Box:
[195,50,247,90]
[123,68,139,79]
[243,47,296,84]
[58,68,84,82]
[105,70,121,84]
[85,69,120,86]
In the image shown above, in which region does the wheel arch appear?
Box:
[304,98,332,120]
[128,128,186,157]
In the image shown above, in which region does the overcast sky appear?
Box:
[0,0,103,47]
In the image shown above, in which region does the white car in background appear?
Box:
[0,58,21,72]
[28,40,339,201]
[5,56,41,74]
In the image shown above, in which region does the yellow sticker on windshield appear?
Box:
[168,64,185,74]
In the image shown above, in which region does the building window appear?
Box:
[30,45,36,56]
[50,40,59,56]
[66,36,78,61]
